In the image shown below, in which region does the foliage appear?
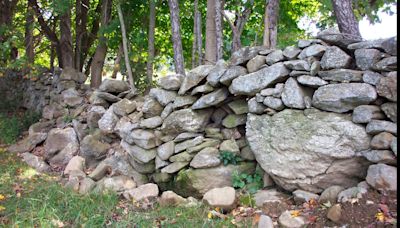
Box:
[62,114,74,123]
[218,150,242,166]
[0,111,40,144]
[232,170,263,194]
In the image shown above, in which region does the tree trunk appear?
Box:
[146,0,156,90]
[332,0,362,38]
[205,0,217,64]
[215,0,223,60]
[25,2,35,65]
[168,0,185,75]
[60,7,74,68]
[117,3,137,92]
[191,0,199,68]
[111,43,123,79]
[75,0,89,70]
[90,0,112,88]
[263,0,279,48]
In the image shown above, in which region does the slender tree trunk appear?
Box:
[146,0,156,90]
[196,10,202,65]
[215,0,223,60]
[168,0,185,75]
[332,0,362,38]
[205,0,217,64]
[75,0,89,70]
[60,7,74,68]
[111,43,123,79]
[90,0,112,88]
[263,0,278,48]
[25,2,35,66]
[191,0,199,68]
[0,0,18,63]
[117,3,137,92]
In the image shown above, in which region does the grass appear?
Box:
[0,111,40,144]
[0,149,253,227]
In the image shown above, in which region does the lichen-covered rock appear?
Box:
[178,65,215,95]
[149,88,177,106]
[229,62,290,95]
[171,96,197,109]
[113,98,136,116]
[129,129,159,149]
[354,48,382,70]
[203,187,236,210]
[80,134,111,165]
[266,50,285,65]
[99,79,130,94]
[283,60,310,71]
[312,83,377,113]
[320,46,352,69]
[298,44,326,59]
[219,66,248,86]
[366,164,397,192]
[229,46,266,66]
[98,106,119,133]
[22,153,51,173]
[352,105,385,123]
[248,97,266,114]
[362,71,383,85]
[120,140,156,163]
[139,116,163,129]
[142,96,163,118]
[227,99,249,115]
[246,55,267,73]
[281,78,312,109]
[278,210,306,228]
[61,88,83,107]
[161,109,212,134]
[297,75,328,88]
[376,74,397,101]
[222,114,247,128]
[190,147,221,168]
[206,60,228,86]
[192,88,229,109]
[157,74,183,90]
[381,102,397,122]
[283,46,301,59]
[366,120,397,135]
[246,109,371,193]
[318,69,363,82]
[263,96,284,111]
[44,127,78,160]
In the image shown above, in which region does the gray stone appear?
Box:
[337,186,368,203]
[381,36,397,55]
[348,39,386,50]
[374,56,397,71]
[87,106,106,129]
[49,143,79,168]
[172,96,197,109]
[96,175,136,193]
[263,96,284,110]
[320,46,352,69]
[260,83,284,97]
[149,88,177,106]
[99,79,129,93]
[282,78,313,109]
[327,204,342,223]
[297,75,328,88]
[123,183,159,201]
[220,66,248,86]
[283,60,310,71]
[113,99,136,116]
[159,191,187,206]
[44,127,78,159]
[174,132,203,143]
[220,139,240,154]
[161,161,189,173]
[247,55,267,73]
[293,190,319,204]
[98,107,119,133]
[222,114,247,128]
[61,88,83,107]
[79,177,96,194]
[298,39,324,48]
[266,50,285,65]
[161,108,212,134]
[363,71,383,85]
[80,134,110,163]
[371,132,395,149]
[310,61,320,76]
[230,62,290,95]
[240,146,255,161]
[366,163,397,191]
[258,215,274,228]
[355,48,382,70]
[95,91,121,103]
[22,153,51,173]
[316,28,362,47]
[178,65,215,95]
[203,187,236,210]
[283,46,301,59]
[172,162,256,198]
[155,156,170,169]
[298,44,326,59]
[142,96,163,118]
[190,84,214,95]
[8,133,47,153]
[60,67,87,84]
[278,210,305,228]
[186,139,220,153]
[190,147,221,168]
[229,46,267,66]
[157,74,183,90]
[376,74,397,101]
[157,141,175,160]
[312,83,377,113]
[192,88,229,109]
[254,189,290,207]
[174,136,204,153]
[358,149,396,165]
[246,109,371,193]
[227,99,248,115]
[256,93,265,102]
[391,138,397,156]
[114,117,139,143]
[140,116,163,129]
[318,185,344,204]
[221,128,241,140]
[352,105,385,123]
[381,102,397,122]
[318,69,363,82]
[366,120,397,135]
[206,60,228,86]
[160,103,174,119]
[248,98,266,114]
[169,152,195,162]
[129,129,158,149]
[56,80,76,93]
[128,157,155,174]
[120,140,156,163]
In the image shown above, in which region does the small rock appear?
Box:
[381,102,397,122]
[327,204,342,223]
[190,147,221,168]
[318,69,363,82]
[366,163,397,192]
[219,66,248,86]
[149,88,177,106]
[172,96,197,109]
[174,136,204,153]
[281,78,311,109]
[376,74,397,101]
[140,116,163,129]
[157,141,175,160]
[297,75,328,88]
[292,190,319,204]
[161,161,189,173]
[254,189,290,207]
[318,186,344,204]
[248,98,267,114]
[278,210,306,228]
[79,177,96,194]
[247,55,267,73]
[190,84,215,95]
[283,46,301,59]
[366,120,397,135]
[263,96,284,110]
[113,99,136,116]
[258,215,274,228]
[99,79,130,93]
[337,186,367,203]
[283,60,310,71]
[159,191,187,206]
[219,139,240,154]
[203,187,236,210]
[352,105,385,123]
[266,50,285,65]
[192,88,229,110]
[363,71,383,86]
[298,44,326,59]
[123,183,159,201]
[371,132,395,149]
[21,153,51,173]
[227,99,249,115]
[64,156,85,176]
[222,114,247,128]
[157,74,183,90]
[142,96,163,118]
[358,149,396,165]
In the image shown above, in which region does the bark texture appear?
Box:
[332,0,362,38]
[263,0,279,48]
[215,0,223,60]
[60,7,74,68]
[205,0,217,64]
[147,0,156,89]
[75,0,89,70]
[168,0,185,75]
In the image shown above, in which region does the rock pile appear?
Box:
[10,29,397,205]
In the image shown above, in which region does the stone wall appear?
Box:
[10,29,397,199]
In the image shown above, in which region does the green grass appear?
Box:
[0,149,253,227]
[0,111,40,144]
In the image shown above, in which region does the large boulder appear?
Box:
[161,108,212,135]
[44,128,79,160]
[366,163,397,192]
[60,67,87,84]
[312,83,377,113]
[246,109,371,193]
[178,65,215,95]
[99,79,130,94]
[191,88,229,109]
[172,162,256,198]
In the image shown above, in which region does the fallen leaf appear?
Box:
[290,210,301,217]
[0,206,6,211]
[375,212,385,222]
[0,194,5,201]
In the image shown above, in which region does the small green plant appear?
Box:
[62,114,74,123]
[232,171,263,194]
[0,111,40,144]
[218,151,242,166]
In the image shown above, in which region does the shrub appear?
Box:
[232,170,263,194]
[218,150,242,166]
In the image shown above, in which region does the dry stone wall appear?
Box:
[10,29,397,199]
